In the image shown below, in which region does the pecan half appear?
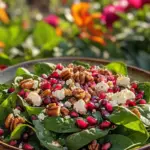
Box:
[87,87,96,96]
[60,69,73,80]
[73,65,85,73]
[83,91,91,103]
[64,89,72,96]
[131,108,141,118]
[20,78,34,89]
[5,113,14,129]
[72,88,86,99]
[41,89,51,97]
[61,107,69,116]
[88,140,100,150]
[46,103,61,116]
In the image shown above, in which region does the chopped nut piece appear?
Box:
[60,69,73,80]
[46,103,61,116]
[5,113,14,129]
[64,89,72,96]
[20,79,34,89]
[87,87,96,96]
[88,140,100,150]
[73,88,86,99]
[41,89,51,97]
[131,108,141,118]
[61,107,69,116]
[83,91,91,103]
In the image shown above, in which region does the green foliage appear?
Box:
[73,61,90,69]
[16,67,31,76]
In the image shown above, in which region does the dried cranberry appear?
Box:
[86,116,97,125]
[76,119,88,129]
[99,120,111,129]
[139,99,146,104]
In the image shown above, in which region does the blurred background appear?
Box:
[0,0,150,71]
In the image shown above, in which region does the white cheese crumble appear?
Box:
[13,108,21,116]
[18,143,23,149]
[95,81,109,92]
[33,80,39,89]
[75,83,81,88]
[73,99,87,115]
[66,79,74,86]
[38,113,46,121]
[107,89,135,106]
[116,76,130,87]
[27,92,42,106]
[64,101,72,108]
[52,89,65,100]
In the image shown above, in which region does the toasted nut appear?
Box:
[60,69,73,80]
[131,108,141,118]
[64,89,72,96]
[61,107,69,116]
[74,71,80,83]
[73,66,85,73]
[41,89,51,97]
[73,88,86,99]
[85,71,94,82]
[20,79,34,89]
[46,103,60,116]
[10,119,15,131]
[88,140,100,150]
[87,87,96,96]
[83,91,91,103]
[5,113,14,129]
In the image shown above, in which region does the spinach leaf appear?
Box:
[138,82,150,103]
[10,124,35,140]
[73,60,90,69]
[66,128,109,150]
[0,84,9,91]
[0,93,17,125]
[34,62,56,76]
[105,62,128,76]
[99,134,133,150]
[16,67,31,76]
[108,106,149,144]
[44,117,81,133]
[92,111,103,123]
[33,120,63,150]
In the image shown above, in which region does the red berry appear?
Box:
[86,116,97,125]
[130,88,135,94]
[139,99,146,104]
[107,75,115,81]
[131,83,138,89]
[9,140,17,146]
[101,100,107,106]
[136,94,143,100]
[113,86,120,93]
[105,102,113,112]
[56,64,64,70]
[86,102,95,111]
[99,120,111,129]
[41,81,51,90]
[70,111,79,118]
[51,71,59,78]
[76,119,88,129]
[8,88,15,93]
[31,115,37,120]
[99,92,106,99]
[107,88,113,93]
[54,84,62,91]
[0,128,4,136]
[43,97,51,105]
[49,78,58,84]
[23,143,34,150]
[138,91,144,95]
[101,142,111,150]
[18,89,25,97]
[24,92,29,99]
[126,100,136,106]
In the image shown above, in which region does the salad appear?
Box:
[0,61,150,150]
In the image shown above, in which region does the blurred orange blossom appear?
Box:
[71,2,106,45]
[0,8,9,24]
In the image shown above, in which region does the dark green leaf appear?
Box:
[92,111,103,123]
[105,62,128,76]
[138,82,150,103]
[44,117,81,133]
[66,128,109,150]
[73,61,90,69]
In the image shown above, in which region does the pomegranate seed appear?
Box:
[92,71,98,77]
[31,115,37,120]
[99,92,106,99]
[9,140,17,146]
[101,100,107,106]
[130,88,135,94]
[41,81,51,90]
[99,120,111,129]
[23,133,29,141]
[101,109,110,117]
[24,92,29,99]
[126,100,136,106]
[136,94,143,100]
[105,102,113,112]
[138,91,144,95]
[8,88,15,93]
[51,71,59,78]
[43,97,51,105]
[131,83,138,89]
[86,102,95,111]
[139,99,146,104]
[107,88,113,93]
[101,142,111,150]
[70,111,79,118]
[113,86,120,93]
[18,90,25,97]
[86,116,97,125]
[41,74,48,79]
[56,64,63,70]
[0,128,4,136]
[49,78,58,84]
[76,119,88,129]
[23,143,34,150]
[54,84,62,91]
[107,75,115,81]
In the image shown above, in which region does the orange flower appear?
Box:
[71,3,105,45]
[56,27,63,36]
[0,41,5,48]
[0,8,9,24]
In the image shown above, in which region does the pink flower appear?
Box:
[128,0,150,9]
[44,14,59,27]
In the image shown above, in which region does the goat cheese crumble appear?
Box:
[95,81,109,92]
[116,76,130,87]
[52,89,65,100]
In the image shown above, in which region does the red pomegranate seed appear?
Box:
[23,143,34,150]
[9,140,17,146]
[99,92,106,99]
[139,99,146,104]
[41,81,51,90]
[99,120,111,129]
[101,142,111,150]
[126,100,136,106]
[107,88,113,93]
[86,116,97,125]
[105,102,113,112]
[31,115,37,120]
[86,102,95,111]
[49,78,58,84]
[54,84,62,91]
[76,119,88,129]
[56,64,64,70]
[8,88,15,93]
[130,88,135,94]
[70,111,79,118]
[43,97,51,105]
[113,86,120,93]
[101,100,107,106]
[131,83,138,89]
[107,75,115,81]
[24,92,29,99]
[51,71,59,78]
[0,128,4,136]
[136,94,143,100]
[18,89,25,97]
